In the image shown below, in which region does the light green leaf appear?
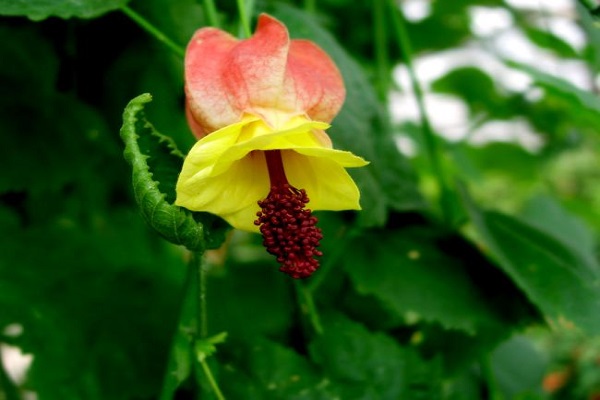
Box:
[0,0,131,20]
[491,335,547,399]
[120,93,229,251]
[462,186,600,334]
[507,60,600,119]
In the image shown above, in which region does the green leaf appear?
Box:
[461,186,600,334]
[308,314,408,398]
[344,222,537,335]
[272,4,423,227]
[520,195,599,273]
[521,26,579,59]
[507,61,600,119]
[0,0,131,20]
[221,338,333,399]
[491,335,547,399]
[120,93,229,251]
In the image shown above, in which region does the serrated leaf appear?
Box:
[461,186,600,334]
[272,4,423,226]
[344,222,537,335]
[308,314,408,398]
[0,0,131,20]
[120,93,229,251]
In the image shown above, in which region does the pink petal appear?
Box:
[185,14,346,135]
[185,27,242,136]
[286,40,345,123]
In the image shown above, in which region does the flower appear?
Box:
[176,14,368,278]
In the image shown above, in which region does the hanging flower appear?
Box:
[176,14,368,278]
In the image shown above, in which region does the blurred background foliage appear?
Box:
[1,0,600,399]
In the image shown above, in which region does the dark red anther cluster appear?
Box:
[254,184,323,279]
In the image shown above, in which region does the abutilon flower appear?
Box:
[175,14,368,278]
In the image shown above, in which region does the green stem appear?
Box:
[191,253,226,399]
[203,0,220,27]
[373,0,390,101]
[200,359,226,400]
[194,252,208,338]
[295,281,323,335]
[480,356,503,400]
[236,0,252,38]
[389,1,453,224]
[121,6,185,58]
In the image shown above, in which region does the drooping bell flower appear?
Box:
[175,14,369,278]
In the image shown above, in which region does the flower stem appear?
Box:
[236,0,252,38]
[193,252,208,338]
[200,359,225,400]
[191,253,225,399]
[389,1,454,224]
[295,281,323,335]
[120,6,185,58]
[203,0,221,28]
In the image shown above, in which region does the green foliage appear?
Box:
[2,0,600,399]
[0,0,131,20]
[120,93,229,250]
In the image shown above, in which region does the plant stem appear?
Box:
[374,0,390,101]
[193,252,208,338]
[192,253,226,399]
[203,0,221,28]
[389,1,454,224]
[295,281,323,335]
[121,6,185,58]
[236,0,252,38]
[480,356,504,400]
[200,359,226,400]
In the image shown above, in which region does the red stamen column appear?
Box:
[254,150,323,279]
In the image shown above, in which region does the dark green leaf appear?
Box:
[220,338,335,399]
[308,314,408,398]
[120,93,229,251]
[462,186,600,334]
[0,0,131,20]
[344,223,537,335]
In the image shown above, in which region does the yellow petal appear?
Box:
[175,151,269,232]
[282,150,363,211]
